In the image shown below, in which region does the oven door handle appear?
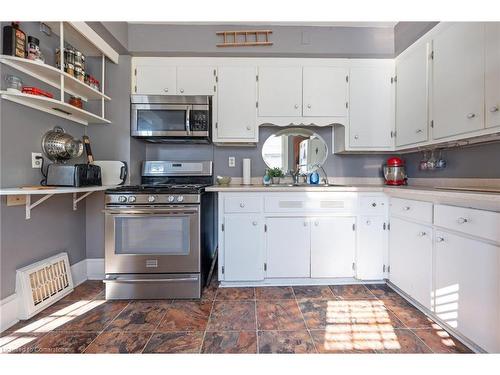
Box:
[103,207,199,215]
[104,277,199,283]
[185,105,192,135]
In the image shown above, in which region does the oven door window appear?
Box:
[114,216,190,255]
[136,109,187,133]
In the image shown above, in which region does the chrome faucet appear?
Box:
[313,164,330,186]
[289,168,302,185]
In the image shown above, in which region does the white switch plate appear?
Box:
[228,156,235,167]
[32,152,42,168]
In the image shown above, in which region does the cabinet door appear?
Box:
[349,65,394,149]
[303,67,348,117]
[266,217,310,278]
[216,66,257,141]
[176,66,215,95]
[432,23,485,139]
[223,215,264,281]
[258,67,302,117]
[434,231,500,353]
[395,41,430,146]
[485,23,500,129]
[311,217,356,278]
[389,217,433,310]
[135,65,177,95]
[357,216,387,280]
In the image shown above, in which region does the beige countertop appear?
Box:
[206,183,500,211]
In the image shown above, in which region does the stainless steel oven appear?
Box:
[130,95,211,143]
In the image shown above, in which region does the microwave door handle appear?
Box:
[185,106,191,135]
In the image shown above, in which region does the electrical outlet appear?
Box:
[228,156,235,167]
[32,152,42,168]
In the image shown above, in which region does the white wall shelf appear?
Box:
[0,55,111,102]
[44,22,119,64]
[0,91,111,125]
[1,185,115,220]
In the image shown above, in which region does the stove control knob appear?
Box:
[167,195,175,203]
[128,196,136,203]
[148,195,156,203]
[118,196,127,203]
[177,196,184,202]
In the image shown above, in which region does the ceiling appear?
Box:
[127,22,398,28]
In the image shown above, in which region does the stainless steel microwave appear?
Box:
[130,95,212,143]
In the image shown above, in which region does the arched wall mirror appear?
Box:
[261,128,328,175]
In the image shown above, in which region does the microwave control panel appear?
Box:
[190,110,209,131]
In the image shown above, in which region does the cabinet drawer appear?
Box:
[434,205,500,243]
[224,196,262,213]
[359,196,388,214]
[390,198,433,223]
[264,193,357,213]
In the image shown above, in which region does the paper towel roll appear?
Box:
[242,158,251,185]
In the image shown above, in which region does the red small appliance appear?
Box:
[383,157,408,186]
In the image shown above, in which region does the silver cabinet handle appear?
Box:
[246,126,251,131]
[415,129,423,133]
[418,231,427,237]
[457,217,468,224]
[294,104,299,109]
[314,221,319,226]
[307,104,311,109]
[403,206,411,211]
[366,220,371,225]
[163,88,169,92]
[303,221,308,227]
[354,135,359,140]
[467,113,476,119]
[180,88,184,93]
[489,106,499,113]
[239,203,245,208]
[252,221,258,226]
[436,236,445,243]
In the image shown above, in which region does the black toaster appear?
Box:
[46,164,102,187]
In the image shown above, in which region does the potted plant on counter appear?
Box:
[267,167,284,185]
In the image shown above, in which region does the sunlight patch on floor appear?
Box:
[322,300,401,351]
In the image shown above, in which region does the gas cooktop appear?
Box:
[106,184,210,195]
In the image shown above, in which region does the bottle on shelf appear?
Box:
[2,22,27,58]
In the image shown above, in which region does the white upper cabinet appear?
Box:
[302,67,348,117]
[485,23,500,129]
[135,65,177,95]
[216,66,257,142]
[432,23,485,139]
[395,41,430,146]
[257,66,303,117]
[349,65,395,149]
[176,66,216,95]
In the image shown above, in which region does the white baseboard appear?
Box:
[86,258,104,280]
[0,258,105,332]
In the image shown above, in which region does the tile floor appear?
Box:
[0,280,472,354]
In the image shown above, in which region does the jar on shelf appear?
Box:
[74,66,85,82]
[65,62,75,77]
[27,36,41,61]
[5,75,23,93]
[74,51,83,68]
[69,96,83,109]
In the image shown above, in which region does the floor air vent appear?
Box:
[16,252,74,320]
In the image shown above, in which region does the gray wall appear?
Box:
[394,22,439,56]
[127,24,395,58]
[0,22,90,298]
[145,126,387,179]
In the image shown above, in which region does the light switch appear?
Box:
[228,157,235,167]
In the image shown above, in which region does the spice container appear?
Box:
[74,66,85,82]
[69,96,83,109]
[2,22,26,58]
[65,63,75,77]
[5,75,23,93]
[27,36,41,61]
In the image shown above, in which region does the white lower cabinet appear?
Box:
[311,217,356,278]
[357,216,387,280]
[434,230,500,353]
[223,215,264,281]
[266,217,310,278]
[389,217,433,310]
